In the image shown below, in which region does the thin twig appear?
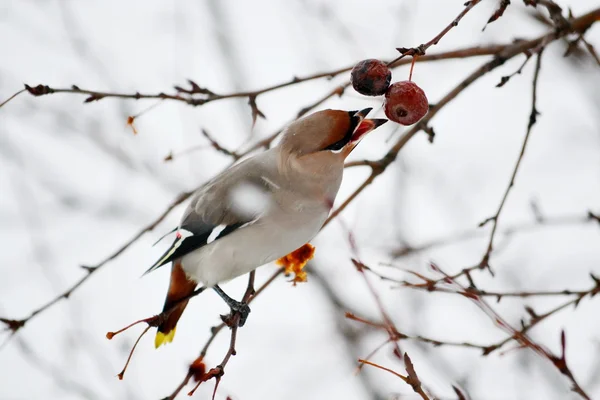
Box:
[580,36,600,66]
[327,7,599,231]
[166,269,283,400]
[495,52,535,87]
[478,48,545,271]
[359,359,409,383]
[0,88,26,108]
[201,129,240,159]
[1,42,509,122]
[351,261,598,399]
[351,259,402,357]
[239,44,512,155]
[359,356,431,400]
[401,285,596,299]
[427,263,593,399]
[391,0,485,65]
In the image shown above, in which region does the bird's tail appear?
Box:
[155,260,197,348]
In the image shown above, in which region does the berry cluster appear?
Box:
[350,59,428,126]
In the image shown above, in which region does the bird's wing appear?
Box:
[145,153,278,274]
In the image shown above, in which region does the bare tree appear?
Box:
[1,1,599,399]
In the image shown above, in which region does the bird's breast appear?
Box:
[181,206,329,286]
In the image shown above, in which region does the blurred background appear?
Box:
[1,0,599,399]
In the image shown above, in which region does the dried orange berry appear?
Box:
[189,358,207,382]
[276,243,315,285]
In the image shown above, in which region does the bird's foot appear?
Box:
[220,300,251,327]
[213,285,251,327]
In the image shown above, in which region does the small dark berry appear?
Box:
[384,81,429,125]
[350,59,392,96]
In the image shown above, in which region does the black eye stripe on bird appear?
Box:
[146,108,387,347]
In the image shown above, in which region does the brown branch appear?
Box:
[163,144,210,163]
[352,261,598,399]
[359,357,431,400]
[187,271,256,398]
[478,48,545,272]
[0,43,493,112]
[368,260,600,300]
[495,51,534,87]
[212,44,515,156]
[165,269,283,400]
[351,259,402,357]
[531,0,571,30]
[164,128,241,162]
[401,284,596,299]
[580,36,600,66]
[0,88,26,108]
[564,28,600,66]
[2,42,507,116]
[1,5,596,126]
[427,263,593,399]
[403,353,430,400]
[358,359,410,383]
[483,0,512,30]
[482,292,595,355]
[348,312,494,352]
[200,129,240,159]
[380,264,600,305]
[350,286,596,357]
[392,0,485,64]
[330,59,509,225]
[328,7,599,230]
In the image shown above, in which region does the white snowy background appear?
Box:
[1,0,599,399]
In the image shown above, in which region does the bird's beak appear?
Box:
[343,109,387,156]
[355,108,373,120]
[352,118,388,140]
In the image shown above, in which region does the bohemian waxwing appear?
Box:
[147,108,387,347]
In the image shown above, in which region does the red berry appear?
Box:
[384,81,429,125]
[350,59,392,96]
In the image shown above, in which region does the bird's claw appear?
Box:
[220,301,251,328]
[235,302,251,327]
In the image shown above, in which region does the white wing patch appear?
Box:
[207,225,227,244]
[207,220,257,245]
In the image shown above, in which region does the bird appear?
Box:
[146,108,387,348]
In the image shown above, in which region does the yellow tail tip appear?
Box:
[154,327,177,348]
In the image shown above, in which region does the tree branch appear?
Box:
[478,48,545,271]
